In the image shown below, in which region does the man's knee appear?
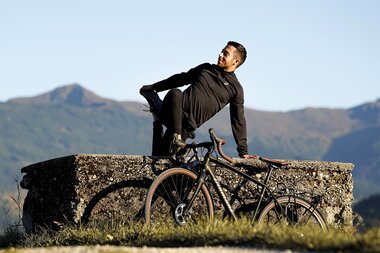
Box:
[168,89,183,103]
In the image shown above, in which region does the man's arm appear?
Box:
[142,63,207,93]
[140,73,193,94]
[229,100,249,157]
[230,106,257,159]
[151,72,192,92]
[229,85,258,159]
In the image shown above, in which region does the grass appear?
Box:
[0,224,23,248]
[1,219,380,252]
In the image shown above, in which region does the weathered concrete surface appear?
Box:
[20,154,354,233]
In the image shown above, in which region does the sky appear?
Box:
[0,0,379,111]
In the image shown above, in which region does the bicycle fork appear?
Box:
[181,167,208,222]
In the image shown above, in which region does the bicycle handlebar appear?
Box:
[209,128,234,163]
[188,129,286,167]
[186,141,214,149]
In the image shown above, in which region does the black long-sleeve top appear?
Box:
[152,63,248,156]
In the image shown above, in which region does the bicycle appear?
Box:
[144,128,327,230]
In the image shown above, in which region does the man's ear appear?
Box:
[234,58,240,66]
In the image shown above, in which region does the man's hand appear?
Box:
[140,84,155,93]
[241,154,260,159]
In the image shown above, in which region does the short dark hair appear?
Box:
[227,41,247,67]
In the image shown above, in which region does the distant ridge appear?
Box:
[349,98,380,126]
[8,83,145,114]
[8,84,111,107]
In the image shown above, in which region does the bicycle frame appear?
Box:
[184,150,283,222]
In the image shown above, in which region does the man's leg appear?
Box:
[159,124,193,156]
[151,120,165,156]
[140,90,162,112]
[140,90,166,156]
[160,129,174,155]
[140,88,186,155]
[159,89,186,153]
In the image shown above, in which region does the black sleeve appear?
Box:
[230,90,248,157]
[152,63,207,92]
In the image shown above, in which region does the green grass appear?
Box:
[1,219,380,252]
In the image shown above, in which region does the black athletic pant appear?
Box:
[158,89,183,134]
[152,89,193,156]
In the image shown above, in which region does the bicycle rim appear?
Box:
[257,195,327,231]
[144,168,214,225]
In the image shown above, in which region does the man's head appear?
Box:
[217,41,247,72]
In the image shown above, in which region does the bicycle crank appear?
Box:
[175,203,190,225]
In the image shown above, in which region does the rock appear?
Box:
[20,154,354,233]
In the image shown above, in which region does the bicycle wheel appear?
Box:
[144,168,214,225]
[257,195,327,230]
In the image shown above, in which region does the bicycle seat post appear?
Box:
[262,164,275,185]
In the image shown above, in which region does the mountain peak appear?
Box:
[349,98,380,126]
[9,84,109,107]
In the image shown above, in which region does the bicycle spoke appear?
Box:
[258,195,327,230]
[155,178,176,208]
[145,168,214,225]
[296,205,319,226]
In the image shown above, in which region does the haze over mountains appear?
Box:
[1,84,379,201]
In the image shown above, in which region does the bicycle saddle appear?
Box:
[259,157,289,168]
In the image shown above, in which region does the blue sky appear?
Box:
[0,0,379,111]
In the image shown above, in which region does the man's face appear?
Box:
[217,45,239,72]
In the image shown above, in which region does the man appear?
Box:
[140,41,255,158]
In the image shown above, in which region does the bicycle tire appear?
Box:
[257,195,327,230]
[144,168,214,225]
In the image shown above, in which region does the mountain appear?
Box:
[354,194,380,228]
[325,128,380,199]
[8,83,110,107]
[1,84,379,202]
[203,107,358,160]
[8,83,145,115]
[349,99,380,126]
[0,85,152,200]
